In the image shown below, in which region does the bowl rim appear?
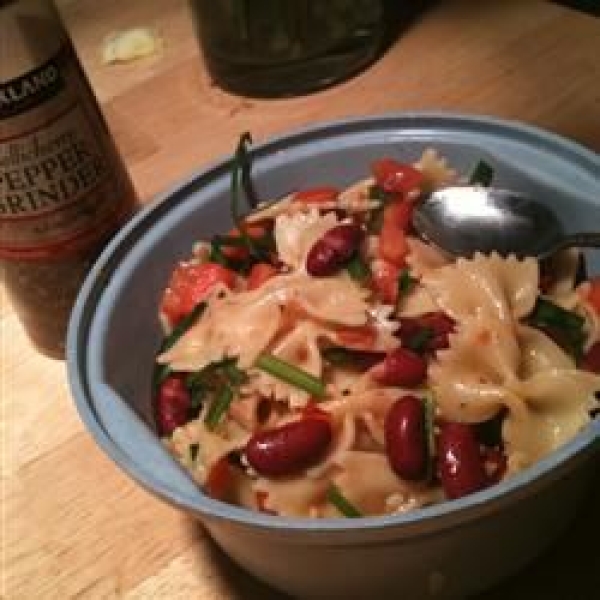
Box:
[67,110,600,537]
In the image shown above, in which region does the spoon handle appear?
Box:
[555,232,600,253]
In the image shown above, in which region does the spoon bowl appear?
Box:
[412,186,600,259]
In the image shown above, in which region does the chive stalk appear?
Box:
[256,353,326,399]
[327,484,362,518]
[205,385,234,430]
[153,302,206,388]
[423,394,436,481]
[346,253,371,283]
[528,297,586,360]
[398,268,417,297]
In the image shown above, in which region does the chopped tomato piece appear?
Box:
[255,490,277,514]
[371,158,424,196]
[293,187,340,204]
[161,262,236,325]
[222,223,269,260]
[378,201,413,266]
[335,325,377,349]
[247,262,278,290]
[371,260,401,304]
[585,277,600,315]
[397,312,456,352]
[205,456,234,500]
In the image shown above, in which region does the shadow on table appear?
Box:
[189,523,291,599]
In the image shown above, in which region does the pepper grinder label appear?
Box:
[0,45,134,259]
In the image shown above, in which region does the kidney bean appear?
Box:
[581,341,600,373]
[385,395,429,480]
[306,223,364,276]
[245,418,332,477]
[437,422,488,500]
[372,347,428,387]
[155,375,191,436]
[397,312,456,352]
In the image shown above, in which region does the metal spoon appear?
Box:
[412,186,600,259]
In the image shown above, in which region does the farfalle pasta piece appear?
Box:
[423,253,539,322]
[290,274,371,326]
[430,316,524,423]
[158,285,282,371]
[274,210,338,271]
[517,324,575,375]
[245,192,295,223]
[337,177,380,212]
[331,451,438,516]
[405,237,451,278]
[253,475,330,518]
[167,417,250,485]
[414,148,457,192]
[504,369,599,471]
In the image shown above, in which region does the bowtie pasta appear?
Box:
[153,145,600,518]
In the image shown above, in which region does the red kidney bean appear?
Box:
[155,375,191,436]
[437,422,488,500]
[385,395,429,480]
[581,341,600,373]
[306,223,364,276]
[245,418,332,477]
[372,347,428,387]
[397,312,456,352]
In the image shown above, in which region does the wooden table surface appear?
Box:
[3,0,600,598]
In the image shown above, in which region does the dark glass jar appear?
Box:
[188,0,424,98]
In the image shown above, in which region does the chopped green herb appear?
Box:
[423,394,436,481]
[152,302,206,389]
[230,133,269,263]
[321,346,358,366]
[222,359,249,385]
[205,385,234,430]
[164,302,206,352]
[256,353,326,399]
[212,234,248,248]
[327,484,362,518]
[185,357,248,425]
[189,443,200,461]
[398,268,417,297]
[468,160,494,187]
[528,297,587,360]
[405,327,434,353]
[189,386,206,414]
[366,184,397,233]
[346,253,371,283]
[321,346,381,370]
[238,133,259,209]
[368,184,396,204]
[208,239,228,266]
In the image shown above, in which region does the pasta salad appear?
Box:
[153,138,600,518]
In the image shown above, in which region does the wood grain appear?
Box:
[2,0,600,598]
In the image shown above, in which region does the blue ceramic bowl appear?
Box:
[67,113,600,599]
